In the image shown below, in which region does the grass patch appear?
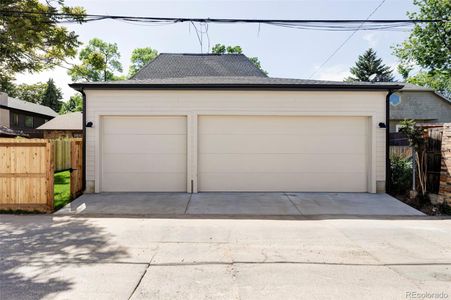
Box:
[54,170,71,210]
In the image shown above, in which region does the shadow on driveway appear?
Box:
[0,215,128,300]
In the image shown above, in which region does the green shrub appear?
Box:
[390,154,413,195]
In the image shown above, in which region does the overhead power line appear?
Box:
[309,0,387,79]
[0,10,448,32]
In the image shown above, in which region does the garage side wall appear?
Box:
[84,89,387,193]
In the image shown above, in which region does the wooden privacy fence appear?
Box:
[425,127,443,194]
[389,146,413,159]
[0,139,54,212]
[0,138,83,212]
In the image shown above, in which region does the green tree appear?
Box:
[345,48,394,82]
[128,47,159,78]
[394,0,450,97]
[0,74,18,95]
[405,71,450,98]
[399,120,428,196]
[68,38,123,82]
[12,82,48,104]
[60,94,83,114]
[41,79,63,112]
[211,44,268,75]
[0,0,85,91]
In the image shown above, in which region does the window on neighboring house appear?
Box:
[24,116,33,128]
[389,93,401,106]
[11,113,19,126]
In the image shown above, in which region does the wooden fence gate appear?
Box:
[0,139,54,212]
[0,138,83,212]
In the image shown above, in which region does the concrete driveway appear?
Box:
[56,192,424,217]
[1,215,450,299]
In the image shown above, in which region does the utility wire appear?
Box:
[309,0,388,79]
[0,10,448,26]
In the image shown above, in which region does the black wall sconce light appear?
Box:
[378,122,386,128]
[86,121,93,128]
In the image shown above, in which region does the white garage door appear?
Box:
[101,116,186,192]
[198,116,368,192]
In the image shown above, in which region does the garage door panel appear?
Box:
[102,116,186,192]
[199,153,366,173]
[102,172,186,192]
[103,116,186,135]
[199,172,368,192]
[199,116,367,136]
[199,115,368,192]
[103,134,186,154]
[103,154,186,173]
[200,135,366,154]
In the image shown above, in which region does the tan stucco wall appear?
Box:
[84,89,388,193]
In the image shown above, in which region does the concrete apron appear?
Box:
[55,192,425,218]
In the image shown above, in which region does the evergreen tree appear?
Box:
[345,48,394,82]
[41,79,63,112]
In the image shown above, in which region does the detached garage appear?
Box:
[70,53,402,194]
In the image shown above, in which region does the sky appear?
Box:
[15,0,417,99]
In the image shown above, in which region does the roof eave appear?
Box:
[69,83,404,91]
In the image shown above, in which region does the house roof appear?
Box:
[37,112,82,130]
[70,53,404,91]
[398,83,450,102]
[400,83,435,91]
[0,126,29,137]
[71,76,403,91]
[133,53,268,79]
[0,93,58,117]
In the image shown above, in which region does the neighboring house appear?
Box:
[389,83,451,132]
[70,53,402,194]
[37,112,83,139]
[0,126,29,138]
[0,92,58,138]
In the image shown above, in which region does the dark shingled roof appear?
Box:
[133,53,267,79]
[70,53,404,91]
[0,126,29,138]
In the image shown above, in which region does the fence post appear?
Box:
[45,140,54,211]
[70,139,83,199]
[70,139,76,199]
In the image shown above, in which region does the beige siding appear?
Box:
[85,89,387,192]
